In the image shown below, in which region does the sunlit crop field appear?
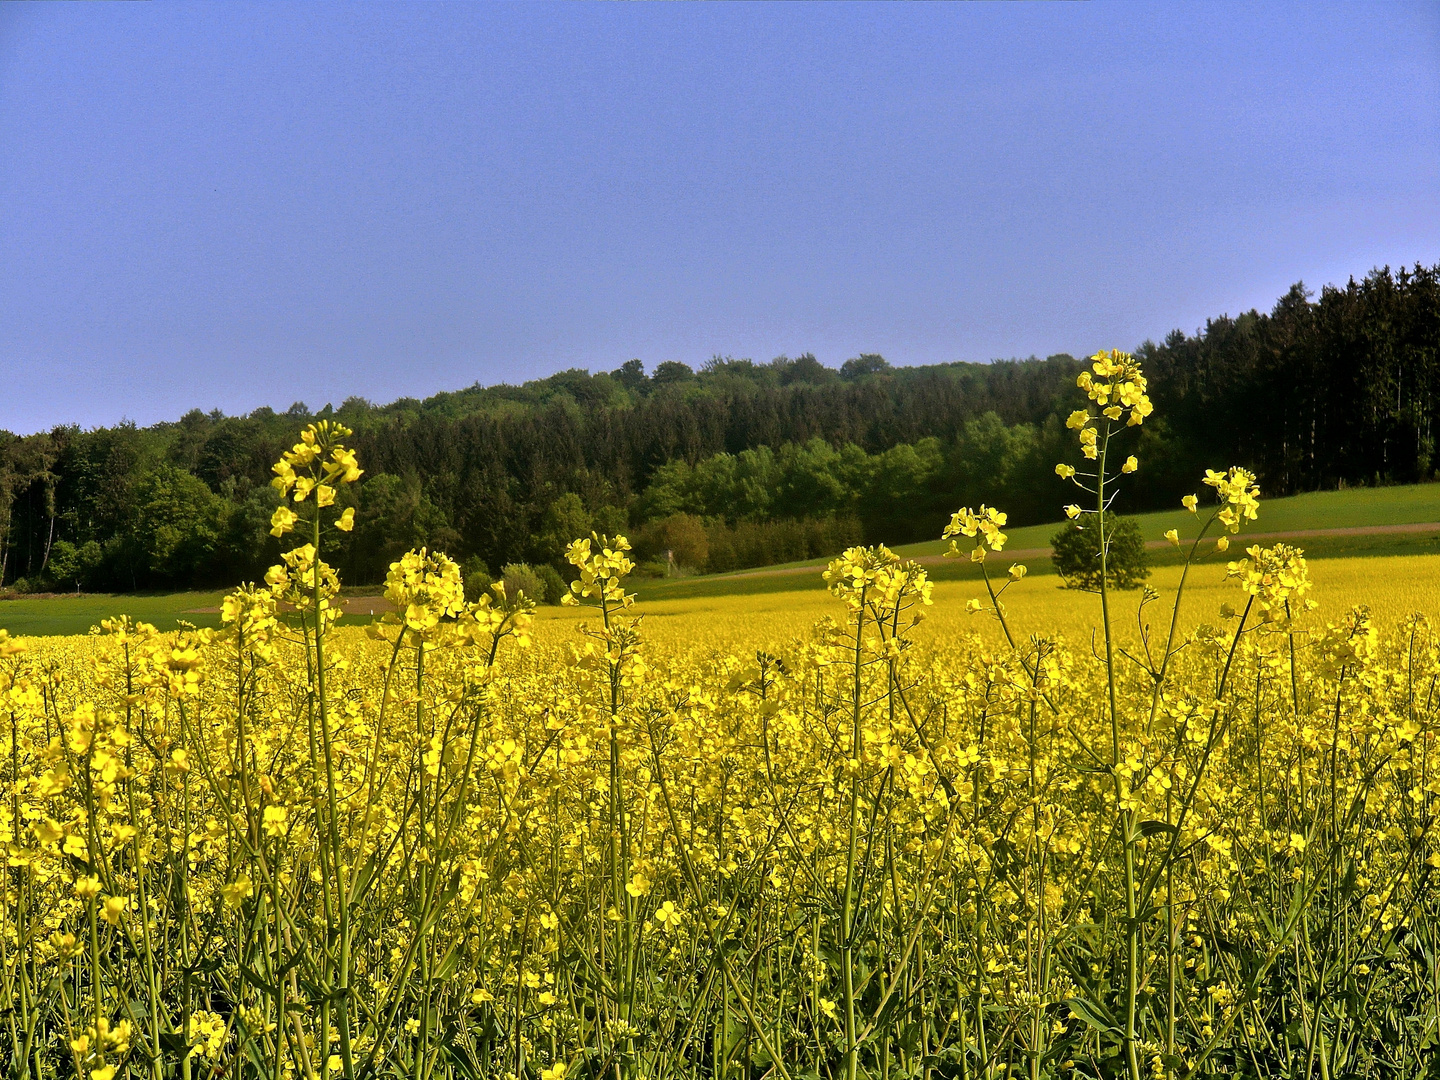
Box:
[539,554,1440,656]
[6,361,1440,1080]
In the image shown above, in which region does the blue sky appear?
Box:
[2,2,1436,434]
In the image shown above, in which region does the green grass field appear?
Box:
[0,590,395,638]
[0,590,229,638]
[2,482,1435,634]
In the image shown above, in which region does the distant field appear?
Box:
[544,552,1440,655]
[1,483,1435,637]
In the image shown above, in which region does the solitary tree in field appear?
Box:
[1050,511,1150,590]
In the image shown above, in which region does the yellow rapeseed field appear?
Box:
[5,354,1440,1080]
[544,556,1440,655]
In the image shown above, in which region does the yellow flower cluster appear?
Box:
[1204,466,1261,532]
[384,547,467,632]
[1062,351,1150,471]
[941,504,1008,562]
[1226,542,1316,623]
[823,543,933,617]
[1076,348,1153,427]
[562,533,637,609]
[268,420,362,537]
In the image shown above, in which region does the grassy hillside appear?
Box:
[633,482,1440,601]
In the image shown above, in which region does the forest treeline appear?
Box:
[2,263,1436,591]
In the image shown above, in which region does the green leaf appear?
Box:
[1065,996,1121,1035]
[1138,819,1178,838]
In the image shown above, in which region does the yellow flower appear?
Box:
[1055,463,1076,479]
[221,877,253,907]
[626,872,652,897]
[335,507,355,532]
[75,876,102,900]
[1064,505,1082,519]
[100,895,128,926]
[1165,529,1180,546]
[1081,350,1152,426]
[33,818,65,845]
[655,900,684,930]
[565,533,639,610]
[1007,563,1027,581]
[270,460,296,492]
[1121,455,1138,474]
[1182,494,1198,512]
[269,505,298,537]
[1225,543,1315,622]
[263,805,288,836]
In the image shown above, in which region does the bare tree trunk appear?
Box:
[39,515,55,574]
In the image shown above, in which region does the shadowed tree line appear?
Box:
[2,263,1436,591]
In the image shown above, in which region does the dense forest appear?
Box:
[2,263,1436,592]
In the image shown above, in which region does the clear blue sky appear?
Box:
[2,2,1436,435]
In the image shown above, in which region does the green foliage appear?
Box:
[129,464,223,585]
[43,539,102,591]
[840,352,891,379]
[1050,512,1151,590]
[635,513,710,571]
[500,562,545,605]
[532,492,593,566]
[533,563,567,605]
[459,556,493,602]
[705,515,864,574]
[347,473,457,584]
